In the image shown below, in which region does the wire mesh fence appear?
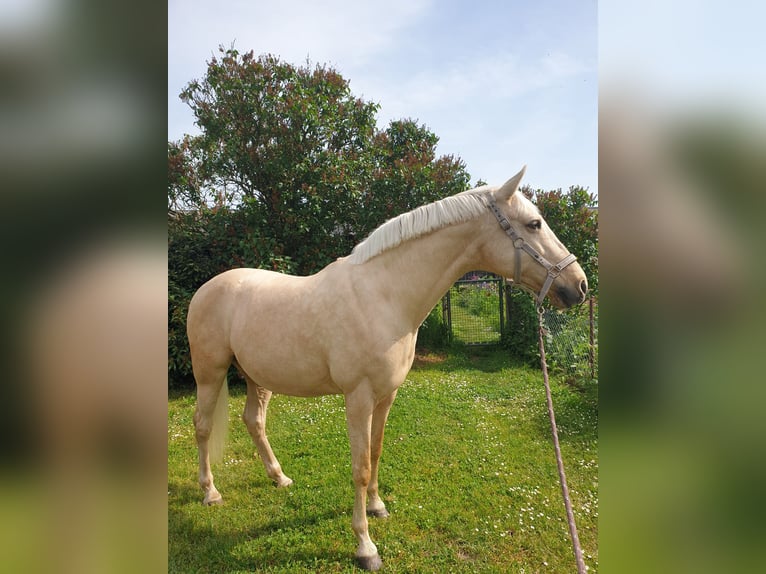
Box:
[541,297,598,380]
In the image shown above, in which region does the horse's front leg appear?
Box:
[367,389,397,519]
[344,388,383,572]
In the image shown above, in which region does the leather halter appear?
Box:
[486,196,578,307]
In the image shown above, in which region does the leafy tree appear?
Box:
[358,119,470,232]
[168,136,205,210]
[178,48,381,273]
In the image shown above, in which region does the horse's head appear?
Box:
[480,166,588,309]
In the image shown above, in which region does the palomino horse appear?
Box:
[187,166,588,571]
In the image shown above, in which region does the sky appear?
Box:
[168,0,597,194]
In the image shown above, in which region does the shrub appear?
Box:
[417,304,452,350]
[501,289,540,364]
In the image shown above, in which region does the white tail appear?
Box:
[208,377,229,464]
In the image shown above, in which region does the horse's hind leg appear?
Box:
[192,359,229,506]
[241,375,293,487]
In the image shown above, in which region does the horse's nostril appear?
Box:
[579,279,588,296]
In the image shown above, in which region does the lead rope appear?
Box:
[537,305,587,574]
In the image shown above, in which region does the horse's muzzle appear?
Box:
[557,279,588,308]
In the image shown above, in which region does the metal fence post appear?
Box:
[498,278,506,338]
[442,291,452,343]
[588,295,595,379]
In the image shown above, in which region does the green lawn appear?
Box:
[168,349,598,573]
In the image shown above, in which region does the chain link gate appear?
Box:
[442,272,506,345]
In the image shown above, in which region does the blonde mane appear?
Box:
[348,188,492,264]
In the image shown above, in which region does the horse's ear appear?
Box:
[494,165,527,201]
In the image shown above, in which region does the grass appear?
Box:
[169,349,598,573]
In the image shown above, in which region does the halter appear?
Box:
[486,196,578,308]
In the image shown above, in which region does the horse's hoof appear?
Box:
[275,476,293,488]
[366,507,390,519]
[356,553,383,571]
[203,494,223,506]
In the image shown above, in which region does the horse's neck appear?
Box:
[353,219,487,330]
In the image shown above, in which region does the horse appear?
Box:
[186,166,588,571]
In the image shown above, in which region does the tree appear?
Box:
[358,119,470,233]
[178,48,381,272]
[168,136,204,210]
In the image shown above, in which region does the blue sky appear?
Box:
[169,0,597,194]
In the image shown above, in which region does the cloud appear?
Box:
[350,48,593,187]
[362,50,590,125]
[168,0,433,140]
[250,0,432,66]
[169,0,432,78]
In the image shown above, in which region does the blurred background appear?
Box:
[599,1,766,572]
[0,0,763,572]
[0,0,166,572]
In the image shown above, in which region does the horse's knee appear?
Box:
[352,462,371,486]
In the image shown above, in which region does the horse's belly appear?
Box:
[233,344,340,397]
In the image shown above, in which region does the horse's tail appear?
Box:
[208,376,229,464]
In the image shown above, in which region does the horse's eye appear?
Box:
[527,220,542,231]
